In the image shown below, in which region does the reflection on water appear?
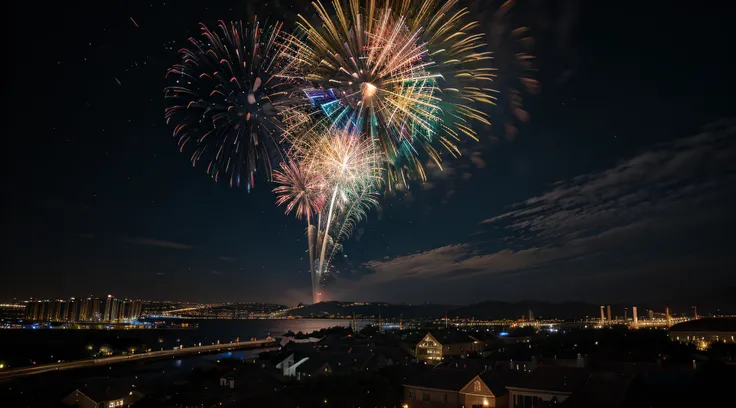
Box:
[0,319,349,369]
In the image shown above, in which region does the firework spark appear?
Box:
[165,18,289,190]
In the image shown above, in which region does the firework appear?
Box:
[272,160,325,220]
[273,158,326,303]
[274,124,381,303]
[304,127,381,299]
[277,0,497,188]
[165,18,289,190]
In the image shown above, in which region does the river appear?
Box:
[0,319,350,370]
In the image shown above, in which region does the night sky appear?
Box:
[4,1,735,305]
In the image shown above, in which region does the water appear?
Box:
[0,319,348,369]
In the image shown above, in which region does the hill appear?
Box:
[282,287,736,320]
[282,301,455,319]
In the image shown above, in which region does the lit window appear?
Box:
[474,380,481,392]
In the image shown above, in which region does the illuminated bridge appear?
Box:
[0,338,277,380]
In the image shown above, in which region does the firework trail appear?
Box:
[272,158,327,299]
[274,124,381,302]
[164,18,290,191]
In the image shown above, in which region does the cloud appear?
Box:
[470,153,487,169]
[210,270,221,275]
[124,237,197,250]
[330,120,736,303]
[219,256,235,261]
[482,119,736,243]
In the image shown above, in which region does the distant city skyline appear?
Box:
[22,295,142,324]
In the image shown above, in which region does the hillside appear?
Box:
[282,301,455,319]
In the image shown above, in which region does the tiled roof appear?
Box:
[404,368,479,391]
[426,331,477,345]
[558,377,632,408]
[506,366,589,393]
[73,383,137,402]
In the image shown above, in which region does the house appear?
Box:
[505,366,589,408]
[217,365,286,401]
[277,334,321,347]
[460,372,510,408]
[293,354,332,379]
[416,332,481,363]
[62,385,144,408]
[669,317,736,349]
[275,352,310,377]
[403,368,512,408]
[404,368,478,407]
[557,376,632,408]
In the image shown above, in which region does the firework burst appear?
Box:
[273,160,326,220]
[277,0,498,189]
[165,18,289,190]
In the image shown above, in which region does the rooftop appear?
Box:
[405,368,479,391]
[507,366,590,394]
[71,383,138,403]
[669,317,736,332]
[558,377,632,408]
[425,331,477,345]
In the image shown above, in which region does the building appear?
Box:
[632,306,638,328]
[62,385,144,408]
[606,305,612,322]
[669,317,736,349]
[275,353,310,377]
[557,377,632,408]
[62,300,71,322]
[91,297,101,321]
[506,366,590,408]
[403,368,511,408]
[103,295,114,322]
[415,332,481,363]
[71,297,81,322]
[403,369,478,407]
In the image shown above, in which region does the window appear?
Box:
[444,394,448,403]
[408,390,416,400]
[423,393,430,401]
[474,380,481,392]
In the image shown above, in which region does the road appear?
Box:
[0,338,277,380]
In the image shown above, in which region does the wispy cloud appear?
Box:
[482,118,736,243]
[330,120,736,303]
[219,256,235,261]
[124,237,197,250]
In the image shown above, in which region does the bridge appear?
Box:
[0,338,277,380]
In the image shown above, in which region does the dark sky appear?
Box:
[3,1,735,305]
